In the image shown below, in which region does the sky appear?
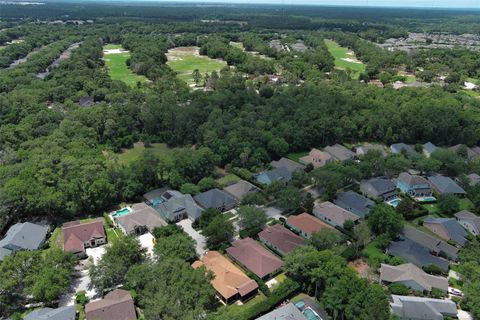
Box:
[136,0,480,8]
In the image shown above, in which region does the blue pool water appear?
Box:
[416,196,437,203]
[303,308,322,320]
[387,199,401,207]
[295,301,305,310]
[112,208,131,218]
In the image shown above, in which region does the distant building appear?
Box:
[324,144,355,162]
[256,167,292,185]
[449,144,480,161]
[313,201,360,227]
[192,251,258,304]
[465,173,480,186]
[380,263,448,293]
[62,219,106,258]
[360,178,398,201]
[355,144,387,157]
[258,224,304,256]
[299,148,333,168]
[0,222,49,261]
[402,225,458,260]
[396,172,432,197]
[422,142,437,157]
[390,295,457,320]
[390,143,417,156]
[334,191,375,219]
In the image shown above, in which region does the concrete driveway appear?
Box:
[177,219,206,257]
[138,232,155,258]
[263,206,284,220]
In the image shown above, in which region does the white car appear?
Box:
[448,287,464,297]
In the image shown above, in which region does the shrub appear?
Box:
[103,213,114,228]
[76,291,89,306]
[388,283,410,295]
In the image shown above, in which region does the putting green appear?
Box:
[166,46,226,86]
[103,44,148,87]
[325,39,365,79]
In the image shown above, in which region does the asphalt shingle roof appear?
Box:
[423,216,468,246]
[388,239,449,271]
[428,175,466,195]
[25,306,76,320]
[334,191,374,219]
[0,222,49,261]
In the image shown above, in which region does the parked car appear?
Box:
[448,287,464,297]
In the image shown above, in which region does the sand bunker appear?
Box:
[341,57,362,64]
[103,48,130,54]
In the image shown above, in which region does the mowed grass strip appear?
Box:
[114,142,184,165]
[166,46,226,85]
[103,45,148,87]
[324,39,365,78]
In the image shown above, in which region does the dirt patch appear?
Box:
[348,259,369,278]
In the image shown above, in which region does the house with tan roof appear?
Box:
[226,238,283,279]
[223,180,260,201]
[313,201,359,227]
[258,224,304,256]
[286,213,335,238]
[62,219,106,258]
[380,263,448,293]
[85,289,136,320]
[299,148,333,168]
[324,144,355,162]
[115,203,167,235]
[192,251,258,304]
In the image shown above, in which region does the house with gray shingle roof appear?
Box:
[380,263,448,293]
[194,188,238,212]
[396,172,432,197]
[423,216,468,246]
[256,302,307,320]
[423,142,438,157]
[25,306,76,320]
[428,176,466,196]
[355,143,387,157]
[387,238,449,272]
[271,157,305,174]
[313,201,359,227]
[116,203,167,235]
[256,167,292,185]
[223,180,259,201]
[465,173,480,186]
[455,210,480,236]
[145,189,203,222]
[390,143,417,157]
[449,144,479,161]
[402,225,458,260]
[324,144,355,162]
[390,295,457,320]
[333,191,375,219]
[0,222,49,261]
[360,178,398,201]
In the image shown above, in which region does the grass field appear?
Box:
[324,39,365,79]
[166,47,227,86]
[287,151,309,163]
[103,44,148,87]
[115,142,183,165]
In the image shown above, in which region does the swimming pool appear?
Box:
[112,207,131,218]
[303,307,322,320]
[415,196,437,203]
[387,198,401,207]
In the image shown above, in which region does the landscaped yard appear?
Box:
[103,44,148,87]
[216,173,241,187]
[112,142,183,165]
[324,39,365,79]
[286,151,308,163]
[166,46,227,86]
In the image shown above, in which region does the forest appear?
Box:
[0,2,480,320]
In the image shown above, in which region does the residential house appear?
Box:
[223,180,260,201]
[324,144,355,162]
[360,178,398,201]
[387,239,449,271]
[85,289,137,320]
[449,144,479,161]
[256,302,307,320]
[313,201,359,227]
[25,306,76,320]
[194,188,238,212]
[258,224,304,256]
[423,216,468,246]
[115,203,167,235]
[396,172,432,197]
[402,225,458,260]
[299,148,333,168]
[145,188,203,222]
[226,237,284,279]
[271,157,306,173]
[390,143,417,156]
[62,219,106,258]
[286,213,336,239]
[380,263,448,293]
[355,144,387,157]
[192,251,258,304]
[256,167,292,185]
[428,176,466,197]
[465,173,480,186]
[0,222,49,261]
[334,191,375,219]
[455,210,480,236]
[390,295,457,320]
[423,142,437,157]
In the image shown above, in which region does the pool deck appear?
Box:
[295,295,328,320]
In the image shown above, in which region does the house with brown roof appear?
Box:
[286,213,335,238]
[62,219,106,258]
[299,148,333,168]
[226,238,283,279]
[192,251,258,304]
[380,263,448,293]
[85,289,136,320]
[258,224,304,256]
[313,201,359,227]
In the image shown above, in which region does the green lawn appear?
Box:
[106,227,122,245]
[48,227,63,250]
[230,41,245,50]
[459,198,474,211]
[216,174,241,187]
[103,44,148,87]
[286,151,309,163]
[114,142,183,165]
[166,47,226,86]
[324,39,365,79]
